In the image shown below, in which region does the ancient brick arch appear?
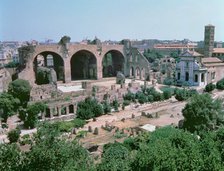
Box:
[33,51,65,83]
[18,42,151,84]
[102,49,125,77]
[70,50,97,80]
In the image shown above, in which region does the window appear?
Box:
[186,62,189,68]
[46,55,54,67]
[201,73,204,82]
[177,72,180,80]
[185,72,189,81]
[212,72,215,79]
[194,74,198,82]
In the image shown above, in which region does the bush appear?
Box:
[175,89,189,101]
[7,129,21,143]
[54,119,86,132]
[163,78,174,86]
[102,101,111,114]
[205,83,216,92]
[73,118,86,128]
[216,78,224,90]
[114,131,127,139]
[76,97,104,120]
[123,100,130,106]
[112,99,119,111]
[136,92,148,104]
[175,88,198,101]
[19,134,32,145]
[160,86,175,95]
[163,89,172,99]
[123,92,135,102]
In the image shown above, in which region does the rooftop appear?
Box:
[213,48,224,54]
[201,57,222,63]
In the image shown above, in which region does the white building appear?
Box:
[176,49,224,87]
[176,50,207,86]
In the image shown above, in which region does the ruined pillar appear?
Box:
[97,58,103,79]
[58,106,61,116]
[50,108,53,118]
[63,58,71,83]
[66,106,69,114]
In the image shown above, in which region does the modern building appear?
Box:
[204,24,215,57]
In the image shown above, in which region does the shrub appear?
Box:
[72,118,86,128]
[19,134,32,145]
[175,88,198,101]
[57,121,74,132]
[123,100,130,106]
[54,119,86,132]
[7,129,21,143]
[163,89,172,99]
[114,131,127,139]
[123,92,135,101]
[76,130,88,138]
[163,78,174,86]
[160,86,175,95]
[76,97,104,120]
[112,99,119,111]
[205,83,216,92]
[175,89,189,101]
[102,101,111,114]
[216,78,224,90]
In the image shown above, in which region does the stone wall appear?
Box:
[18,41,151,85]
[0,67,11,93]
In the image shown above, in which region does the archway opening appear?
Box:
[185,72,189,81]
[135,67,140,79]
[194,74,198,82]
[130,66,134,77]
[69,104,74,114]
[141,68,145,80]
[33,51,64,84]
[70,50,97,80]
[102,50,125,77]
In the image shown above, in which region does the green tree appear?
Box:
[21,102,46,129]
[76,97,104,119]
[98,142,132,171]
[0,143,23,171]
[0,93,20,122]
[133,127,204,171]
[24,122,94,171]
[8,79,31,106]
[7,129,21,143]
[182,93,224,133]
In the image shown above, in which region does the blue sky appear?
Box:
[1,0,224,42]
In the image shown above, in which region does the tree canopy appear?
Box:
[0,92,20,122]
[76,97,104,120]
[8,79,31,106]
[182,93,224,133]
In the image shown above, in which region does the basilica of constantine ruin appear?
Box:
[18,38,150,85]
[17,37,152,120]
